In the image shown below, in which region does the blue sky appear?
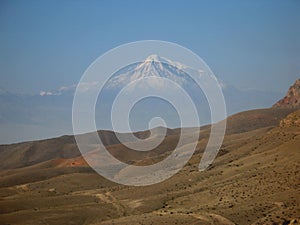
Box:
[0,0,299,94]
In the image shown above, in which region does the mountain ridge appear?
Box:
[273,78,300,108]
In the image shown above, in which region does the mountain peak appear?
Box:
[145,54,164,62]
[273,78,300,108]
[105,55,190,89]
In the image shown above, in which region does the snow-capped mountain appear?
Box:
[96,54,211,132]
[0,55,284,144]
[105,54,196,90]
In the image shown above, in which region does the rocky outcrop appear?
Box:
[279,109,300,128]
[273,79,300,108]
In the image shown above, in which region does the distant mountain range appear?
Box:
[0,55,286,144]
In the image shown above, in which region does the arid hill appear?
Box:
[0,80,300,225]
[273,79,300,108]
[0,108,295,171]
[0,106,299,225]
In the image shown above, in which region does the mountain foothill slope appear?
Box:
[0,80,300,225]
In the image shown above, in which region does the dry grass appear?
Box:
[0,108,299,225]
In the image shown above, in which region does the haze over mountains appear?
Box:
[0,79,299,225]
[0,0,298,223]
[0,55,284,144]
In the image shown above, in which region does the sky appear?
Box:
[0,0,299,94]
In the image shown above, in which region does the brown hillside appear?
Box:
[273,79,300,108]
[0,110,299,225]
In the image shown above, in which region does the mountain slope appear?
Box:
[273,79,300,108]
[0,108,299,225]
[0,108,295,171]
[104,54,194,89]
[0,78,299,225]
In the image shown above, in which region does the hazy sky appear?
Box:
[0,0,299,94]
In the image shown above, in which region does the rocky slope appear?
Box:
[273,79,300,108]
[280,109,300,128]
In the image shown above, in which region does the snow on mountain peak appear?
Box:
[145,54,163,62]
[143,54,187,70]
[104,55,197,90]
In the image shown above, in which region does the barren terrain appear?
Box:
[0,108,299,225]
